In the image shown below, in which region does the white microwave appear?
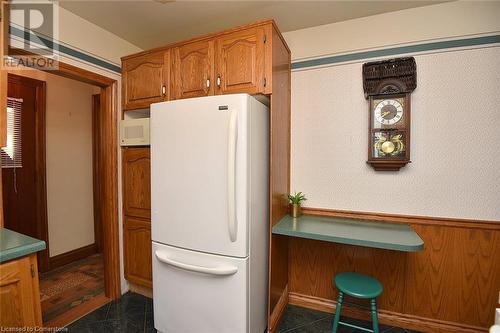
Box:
[120,118,150,146]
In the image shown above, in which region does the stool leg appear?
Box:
[370,298,379,333]
[332,292,343,333]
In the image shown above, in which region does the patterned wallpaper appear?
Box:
[291,46,500,220]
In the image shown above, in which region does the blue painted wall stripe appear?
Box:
[291,34,500,70]
[10,25,122,74]
[10,25,499,74]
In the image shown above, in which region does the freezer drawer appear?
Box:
[152,242,248,333]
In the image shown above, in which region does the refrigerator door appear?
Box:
[151,94,250,258]
[153,242,248,333]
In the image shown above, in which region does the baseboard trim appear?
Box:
[43,294,110,329]
[49,243,98,270]
[129,282,152,298]
[269,285,288,333]
[301,207,500,230]
[288,292,488,333]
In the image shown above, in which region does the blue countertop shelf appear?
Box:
[0,228,46,263]
[272,215,424,252]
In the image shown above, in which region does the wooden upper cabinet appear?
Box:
[121,20,285,108]
[215,27,266,95]
[172,40,214,99]
[122,148,151,219]
[122,50,170,110]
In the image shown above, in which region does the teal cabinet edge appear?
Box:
[0,228,47,263]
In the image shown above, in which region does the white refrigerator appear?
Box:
[150,94,269,333]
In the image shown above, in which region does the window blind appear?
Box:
[1,97,23,168]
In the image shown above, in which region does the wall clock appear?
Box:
[363,57,417,171]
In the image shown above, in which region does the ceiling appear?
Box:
[59,1,449,50]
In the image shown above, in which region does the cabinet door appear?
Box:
[0,256,41,328]
[215,27,266,95]
[172,40,214,99]
[124,216,152,288]
[122,148,151,219]
[122,51,170,110]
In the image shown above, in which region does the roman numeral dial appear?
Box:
[374,99,404,126]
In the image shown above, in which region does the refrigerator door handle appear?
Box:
[227,110,238,242]
[155,251,238,276]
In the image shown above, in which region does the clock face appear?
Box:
[367,91,411,170]
[374,99,404,126]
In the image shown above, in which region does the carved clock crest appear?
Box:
[363,57,417,171]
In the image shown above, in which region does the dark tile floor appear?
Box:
[276,305,421,333]
[66,293,420,333]
[66,292,154,333]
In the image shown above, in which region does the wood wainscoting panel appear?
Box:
[456,228,500,326]
[404,224,500,329]
[287,214,500,332]
[288,292,487,333]
[403,224,459,323]
[289,237,407,313]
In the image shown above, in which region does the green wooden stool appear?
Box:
[332,272,383,333]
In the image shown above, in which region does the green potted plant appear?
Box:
[288,192,307,218]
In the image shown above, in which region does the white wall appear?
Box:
[284,1,500,221]
[44,73,98,256]
[284,1,500,62]
[58,7,141,65]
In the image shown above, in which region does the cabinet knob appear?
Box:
[206,79,210,88]
[161,85,166,96]
[217,75,221,87]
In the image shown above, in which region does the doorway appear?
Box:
[3,74,49,271]
[2,56,120,325]
[3,72,109,325]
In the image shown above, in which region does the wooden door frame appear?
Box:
[92,94,103,253]
[53,61,120,299]
[6,51,121,299]
[5,74,49,271]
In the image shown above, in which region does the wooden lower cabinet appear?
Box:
[122,148,151,220]
[124,216,152,288]
[123,147,152,289]
[0,254,42,329]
